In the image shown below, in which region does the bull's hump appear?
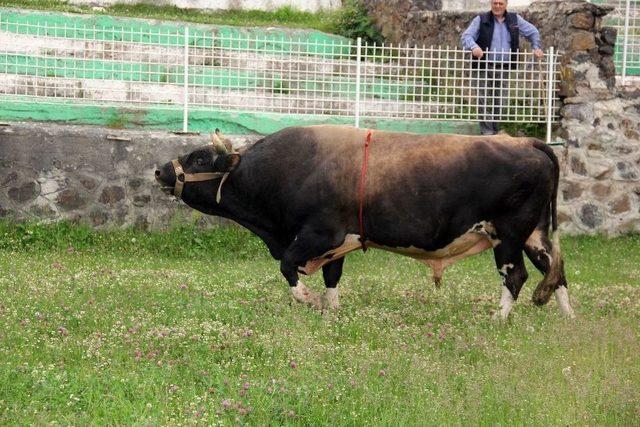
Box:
[304,126,525,153]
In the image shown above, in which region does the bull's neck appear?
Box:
[211,166,286,258]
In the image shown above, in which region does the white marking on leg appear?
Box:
[495,285,515,319]
[554,286,575,318]
[499,263,515,278]
[322,288,340,310]
[291,281,321,309]
[526,229,552,265]
[498,263,514,288]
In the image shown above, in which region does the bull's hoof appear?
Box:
[531,281,554,306]
[321,288,340,312]
[291,282,322,309]
[554,286,576,319]
[491,311,509,321]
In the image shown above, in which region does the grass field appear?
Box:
[0,1,338,32]
[1,222,639,425]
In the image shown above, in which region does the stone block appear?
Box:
[588,158,614,180]
[609,194,631,214]
[570,32,596,51]
[8,181,40,203]
[56,188,87,211]
[134,215,150,230]
[561,103,593,121]
[570,155,587,176]
[587,143,605,152]
[598,45,613,56]
[562,181,583,201]
[591,183,610,199]
[616,162,639,180]
[30,203,58,219]
[99,186,125,205]
[80,177,98,190]
[89,209,109,227]
[599,58,616,79]
[1,172,17,187]
[128,178,143,190]
[570,12,594,30]
[133,194,151,207]
[600,27,617,45]
[40,178,60,196]
[579,203,604,228]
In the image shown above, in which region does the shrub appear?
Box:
[330,0,384,44]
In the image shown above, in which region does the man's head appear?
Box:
[491,0,507,18]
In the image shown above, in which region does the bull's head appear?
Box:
[155,132,240,206]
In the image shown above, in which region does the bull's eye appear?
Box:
[196,158,205,167]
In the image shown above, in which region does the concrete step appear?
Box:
[0,73,451,118]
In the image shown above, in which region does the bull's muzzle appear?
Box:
[155,161,177,196]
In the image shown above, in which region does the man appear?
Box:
[461,0,543,135]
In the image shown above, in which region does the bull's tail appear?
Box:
[530,140,565,306]
[531,140,558,232]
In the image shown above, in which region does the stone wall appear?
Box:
[0,123,260,229]
[363,0,640,235]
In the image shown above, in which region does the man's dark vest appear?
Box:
[474,11,520,68]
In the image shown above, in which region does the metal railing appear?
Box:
[593,0,640,83]
[0,13,560,141]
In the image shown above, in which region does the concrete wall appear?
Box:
[0,122,261,229]
[68,0,342,12]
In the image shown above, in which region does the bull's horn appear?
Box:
[210,132,228,154]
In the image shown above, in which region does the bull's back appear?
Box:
[247,126,553,241]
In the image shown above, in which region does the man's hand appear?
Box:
[533,48,543,60]
[471,47,484,59]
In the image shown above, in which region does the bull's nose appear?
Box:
[155,169,161,179]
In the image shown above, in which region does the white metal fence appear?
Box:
[595,0,640,83]
[0,14,560,140]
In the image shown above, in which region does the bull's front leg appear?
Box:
[321,258,344,311]
[280,228,341,310]
[281,257,321,309]
[492,241,529,320]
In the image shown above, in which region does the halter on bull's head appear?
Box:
[154,129,240,204]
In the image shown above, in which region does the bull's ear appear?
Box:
[215,153,241,172]
[224,153,241,171]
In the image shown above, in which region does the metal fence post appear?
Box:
[621,0,631,85]
[183,26,189,133]
[546,47,555,145]
[354,37,362,128]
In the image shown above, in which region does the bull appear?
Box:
[155,125,574,319]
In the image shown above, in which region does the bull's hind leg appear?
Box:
[525,229,574,317]
[493,241,529,319]
[321,258,344,311]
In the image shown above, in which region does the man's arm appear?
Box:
[517,15,543,58]
[461,16,483,58]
